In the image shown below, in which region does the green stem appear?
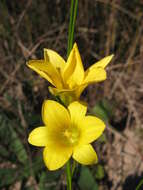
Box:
[67,0,74,57]
[71,160,77,177]
[66,0,78,189]
[66,161,72,190]
[67,0,78,57]
[70,0,78,53]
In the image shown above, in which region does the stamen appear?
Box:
[63,127,79,145]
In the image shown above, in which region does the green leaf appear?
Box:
[91,99,113,122]
[95,165,105,180]
[38,170,60,190]
[0,168,19,187]
[78,166,98,190]
[0,112,28,164]
[92,103,108,121]
[9,127,28,164]
[22,154,43,178]
[39,172,47,190]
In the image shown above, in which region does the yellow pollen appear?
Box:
[64,130,72,138]
[63,127,79,145]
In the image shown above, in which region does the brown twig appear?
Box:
[16,0,33,30]
[96,0,142,21]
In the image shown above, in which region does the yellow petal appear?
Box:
[49,87,76,106]
[63,43,84,88]
[68,101,87,125]
[27,60,54,85]
[83,67,106,84]
[43,145,72,170]
[74,84,87,99]
[48,86,73,95]
[79,116,105,145]
[49,86,87,106]
[42,100,70,131]
[27,60,63,88]
[73,144,98,165]
[28,127,49,147]
[44,49,66,72]
[90,54,114,69]
[49,85,86,99]
[62,44,77,84]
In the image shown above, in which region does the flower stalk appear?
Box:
[66,160,72,190]
[66,0,78,189]
[67,0,78,57]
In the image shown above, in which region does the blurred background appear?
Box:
[0,0,143,189]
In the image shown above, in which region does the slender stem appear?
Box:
[66,160,72,190]
[70,0,78,53]
[67,0,78,57]
[67,0,74,57]
[66,0,78,189]
[71,160,77,177]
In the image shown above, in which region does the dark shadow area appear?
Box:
[123,172,143,190]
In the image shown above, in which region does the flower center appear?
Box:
[63,127,79,146]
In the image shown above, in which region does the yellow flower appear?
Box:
[27,43,113,104]
[28,100,105,170]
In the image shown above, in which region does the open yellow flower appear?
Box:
[28,100,105,170]
[27,43,113,104]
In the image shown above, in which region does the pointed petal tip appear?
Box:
[90,54,114,70]
[26,61,31,67]
[73,42,77,47]
[109,54,114,59]
[105,54,114,66]
[43,48,48,56]
[104,54,114,62]
[73,42,79,51]
[26,60,39,68]
[105,54,114,64]
[26,61,37,70]
[43,48,48,51]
